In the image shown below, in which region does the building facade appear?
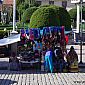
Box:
[36,0,76,11]
[0,0,13,23]
[0,0,77,23]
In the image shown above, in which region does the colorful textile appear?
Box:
[40,29,43,36]
[33,29,39,39]
[29,29,34,40]
[26,29,29,35]
[65,35,69,45]
[45,51,53,73]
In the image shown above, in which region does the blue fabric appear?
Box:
[50,26,55,33]
[21,29,25,34]
[43,27,47,35]
[34,41,38,50]
[54,26,58,32]
[46,27,50,34]
[40,29,43,36]
[38,42,42,51]
[35,42,42,51]
[26,29,29,34]
[33,45,37,51]
[29,29,33,35]
[37,29,40,38]
[45,51,53,73]
[33,29,38,39]
[57,27,62,32]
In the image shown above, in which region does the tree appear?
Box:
[69,6,85,28]
[16,0,37,22]
[22,7,38,23]
[30,5,71,30]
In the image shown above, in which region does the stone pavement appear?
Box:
[0,70,85,85]
[0,45,85,85]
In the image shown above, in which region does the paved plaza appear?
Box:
[0,70,85,85]
[0,45,85,85]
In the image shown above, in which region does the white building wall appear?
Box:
[54,1,62,7]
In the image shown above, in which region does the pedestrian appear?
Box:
[44,47,53,73]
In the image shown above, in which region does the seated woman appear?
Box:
[66,46,78,72]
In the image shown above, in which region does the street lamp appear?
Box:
[11,0,18,33]
[82,20,85,31]
[79,0,83,64]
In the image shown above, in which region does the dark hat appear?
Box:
[70,46,74,50]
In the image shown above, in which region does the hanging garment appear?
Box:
[65,35,69,45]
[43,27,47,35]
[46,27,50,35]
[21,28,25,34]
[26,29,29,36]
[29,29,34,40]
[40,29,43,37]
[61,26,65,39]
[50,26,54,33]
[38,42,42,51]
[54,26,58,33]
[33,29,39,39]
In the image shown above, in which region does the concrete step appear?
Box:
[79,63,85,68]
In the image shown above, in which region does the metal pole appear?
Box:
[80,0,83,64]
[76,4,80,33]
[13,0,16,31]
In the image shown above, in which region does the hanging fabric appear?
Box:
[26,28,29,36]
[29,29,34,40]
[21,28,25,34]
[33,28,38,39]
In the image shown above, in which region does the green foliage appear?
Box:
[82,6,85,20]
[69,6,85,20]
[30,7,60,28]
[58,7,71,30]
[30,5,71,30]
[16,22,24,27]
[39,5,52,8]
[69,8,77,19]
[0,30,8,39]
[22,7,38,23]
[16,0,40,22]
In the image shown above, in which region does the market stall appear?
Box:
[18,26,67,71]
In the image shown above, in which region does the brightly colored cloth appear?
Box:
[45,51,53,73]
[65,35,69,45]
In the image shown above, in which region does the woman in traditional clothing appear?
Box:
[66,46,78,72]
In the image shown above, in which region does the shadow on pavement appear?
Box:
[0,79,17,85]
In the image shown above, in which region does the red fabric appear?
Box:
[65,35,69,45]
[21,34,26,37]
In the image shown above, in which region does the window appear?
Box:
[49,1,54,5]
[36,1,42,5]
